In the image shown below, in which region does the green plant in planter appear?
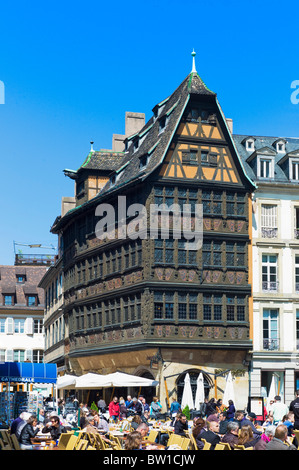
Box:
[182,405,191,420]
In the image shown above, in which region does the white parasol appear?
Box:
[181,373,194,410]
[222,371,235,406]
[194,373,205,410]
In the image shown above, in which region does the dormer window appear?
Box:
[159,115,167,133]
[258,157,274,179]
[133,138,139,151]
[274,139,286,154]
[139,154,148,170]
[290,158,299,181]
[246,138,255,151]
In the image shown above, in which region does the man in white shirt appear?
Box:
[270,396,289,425]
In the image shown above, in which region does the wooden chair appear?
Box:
[85,432,101,450]
[76,439,89,450]
[65,434,80,450]
[214,443,226,450]
[181,437,191,450]
[201,439,211,450]
[190,433,199,450]
[0,437,12,450]
[0,430,13,447]
[219,441,231,450]
[121,421,131,431]
[95,434,110,450]
[58,432,73,450]
[167,433,184,447]
[144,430,158,442]
[109,433,123,449]
[10,433,21,450]
[234,444,253,450]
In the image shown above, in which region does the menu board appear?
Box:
[249,397,264,416]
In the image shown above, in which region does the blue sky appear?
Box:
[0,0,298,265]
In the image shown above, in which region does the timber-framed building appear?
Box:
[45,56,256,407]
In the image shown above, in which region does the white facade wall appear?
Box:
[0,315,44,362]
[251,188,299,406]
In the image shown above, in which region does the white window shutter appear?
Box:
[6,317,14,334]
[6,349,13,361]
[25,317,33,335]
[25,350,33,362]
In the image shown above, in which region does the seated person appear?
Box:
[221,421,239,449]
[254,425,276,450]
[131,414,142,430]
[141,410,152,427]
[219,411,229,435]
[124,431,142,450]
[41,415,67,441]
[238,425,261,448]
[192,418,206,450]
[136,423,149,439]
[174,413,188,436]
[199,419,221,450]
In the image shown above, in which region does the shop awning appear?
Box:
[0,362,57,384]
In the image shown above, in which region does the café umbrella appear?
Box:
[222,371,235,406]
[194,372,205,410]
[73,371,159,389]
[267,374,277,410]
[105,371,159,387]
[181,373,194,410]
[56,374,77,390]
[74,373,112,389]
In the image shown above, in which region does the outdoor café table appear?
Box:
[32,441,61,450]
[153,425,174,444]
[142,441,165,450]
[31,433,52,445]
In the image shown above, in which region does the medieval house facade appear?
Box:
[43,58,256,408]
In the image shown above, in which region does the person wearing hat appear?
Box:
[235,410,262,438]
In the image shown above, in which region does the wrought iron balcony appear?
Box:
[263,338,279,351]
[262,281,279,292]
[261,227,278,238]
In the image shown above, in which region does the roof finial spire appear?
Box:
[90,141,94,152]
[191,49,197,73]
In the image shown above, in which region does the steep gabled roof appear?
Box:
[94,72,217,199]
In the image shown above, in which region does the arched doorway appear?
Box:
[137,371,157,405]
[177,370,213,406]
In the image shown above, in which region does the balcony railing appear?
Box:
[262,281,279,292]
[263,338,279,350]
[261,227,278,238]
[15,253,56,266]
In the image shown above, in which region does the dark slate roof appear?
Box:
[233,134,299,184]
[53,72,256,232]
[78,150,126,172]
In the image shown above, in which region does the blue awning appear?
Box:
[0,362,57,384]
